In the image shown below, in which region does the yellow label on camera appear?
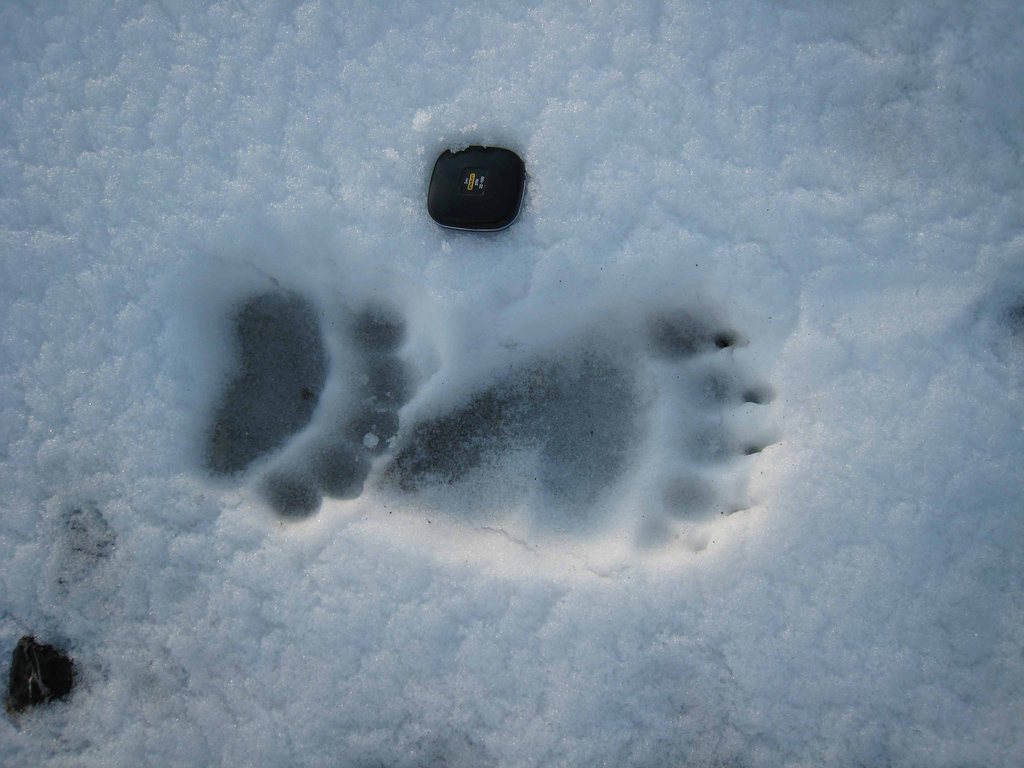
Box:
[460,167,486,195]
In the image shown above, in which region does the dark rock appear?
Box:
[6,636,75,713]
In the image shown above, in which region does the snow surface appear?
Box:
[2,0,1023,765]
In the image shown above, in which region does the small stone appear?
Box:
[6,636,75,713]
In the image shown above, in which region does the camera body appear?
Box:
[427,146,526,231]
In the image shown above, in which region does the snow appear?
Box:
[2,0,1023,765]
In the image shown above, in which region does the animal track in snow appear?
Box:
[203,291,409,517]
[201,288,776,549]
[386,306,776,548]
[388,347,639,512]
[49,504,116,591]
[205,292,328,476]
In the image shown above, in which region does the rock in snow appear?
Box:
[5,637,75,713]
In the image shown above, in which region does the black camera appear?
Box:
[427,146,526,231]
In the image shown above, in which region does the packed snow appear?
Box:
[2,0,1023,765]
